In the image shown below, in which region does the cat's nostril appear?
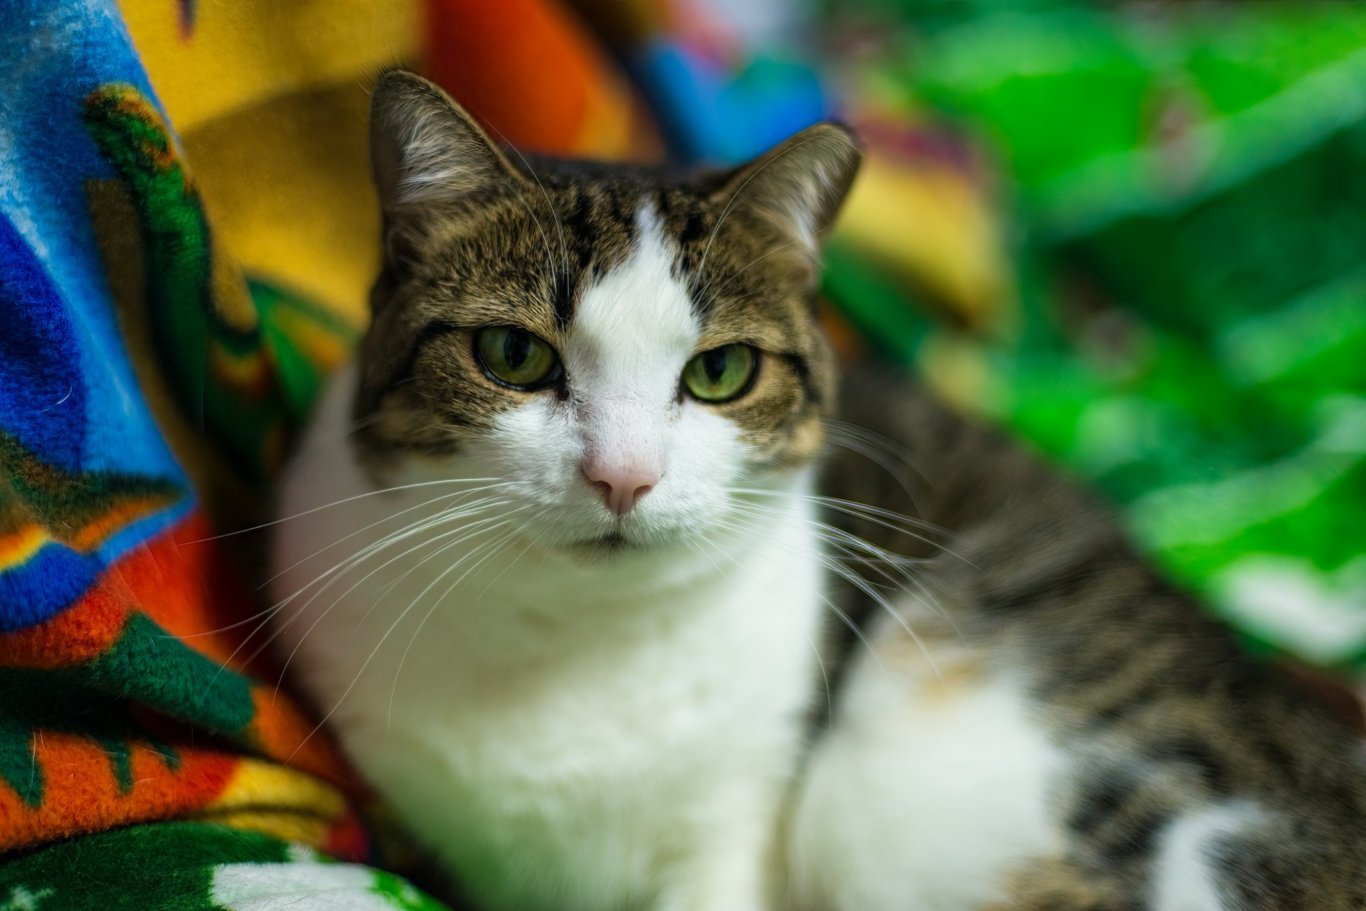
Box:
[582,463,660,517]
[623,483,653,515]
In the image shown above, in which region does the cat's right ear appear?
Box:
[369,69,521,213]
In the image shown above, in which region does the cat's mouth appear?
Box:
[561,523,692,559]
[572,531,633,554]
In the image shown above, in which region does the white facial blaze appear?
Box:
[567,203,699,479]
[466,200,753,548]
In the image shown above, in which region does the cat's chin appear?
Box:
[550,528,695,568]
[565,531,668,563]
[573,531,633,553]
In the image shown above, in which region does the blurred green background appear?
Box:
[808,0,1366,673]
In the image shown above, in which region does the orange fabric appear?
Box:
[0,583,131,670]
[425,0,662,160]
[119,514,264,669]
[0,733,237,853]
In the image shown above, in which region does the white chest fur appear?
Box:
[272,369,825,911]
[786,609,1064,911]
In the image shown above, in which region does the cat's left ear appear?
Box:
[709,123,862,252]
[369,69,523,212]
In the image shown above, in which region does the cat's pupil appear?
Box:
[503,331,530,370]
[702,349,728,384]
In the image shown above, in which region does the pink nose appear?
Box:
[582,461,659,517]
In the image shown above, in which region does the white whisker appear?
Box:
[196,499,505,702]
[270,506,527,700]
[183,476,506,544]
[264,481,516,587]
[688,521,836,719]
[387,527,529,722]
[213,497,511,700]
[290,521,520,759]
[721,499,947,682]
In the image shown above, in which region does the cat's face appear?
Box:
[352,72,860,560]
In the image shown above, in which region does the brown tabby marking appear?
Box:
[824,365,1366,908]
[353,71,852,474]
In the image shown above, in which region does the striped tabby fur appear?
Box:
[816,369,1366,909]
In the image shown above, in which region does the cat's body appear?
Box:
[803,373,1366,910]
[272,71,1365,911]
[280,361,824,911]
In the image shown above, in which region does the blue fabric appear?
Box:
[0,0,190,632]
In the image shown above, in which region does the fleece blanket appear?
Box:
[1,0,1361,907]
[0,0,661,905]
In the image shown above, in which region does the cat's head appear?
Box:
[353,70,860,560]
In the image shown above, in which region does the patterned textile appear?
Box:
[0,823,445,910]
[0,0,392,889]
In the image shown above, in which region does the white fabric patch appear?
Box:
[0,886,55,911]
[1216,555,1366,665]
[211,849,431,910]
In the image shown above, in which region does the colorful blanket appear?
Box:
[1,1,1361,907]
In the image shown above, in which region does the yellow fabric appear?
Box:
[198,759,351,847]
[118,0,417,324]
[838,150,1013,329]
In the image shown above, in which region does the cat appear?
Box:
[271,70,1366,911]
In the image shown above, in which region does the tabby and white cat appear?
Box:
[272,71,1365,911]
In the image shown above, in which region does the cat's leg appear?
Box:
[1147,802,1366,911]
[1058,741,1366,910]
[655,849,767,911]
[654,778,784,911]
[985,857,1128,911]
[987,809,1305,911]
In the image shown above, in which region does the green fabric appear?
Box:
[85,85,308,481]
[822,1,1366,672]
[0,824,446,911]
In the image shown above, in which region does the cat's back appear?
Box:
[789,364,1366,910]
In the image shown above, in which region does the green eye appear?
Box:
[682,345,758,403]
[475,327,560,389]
